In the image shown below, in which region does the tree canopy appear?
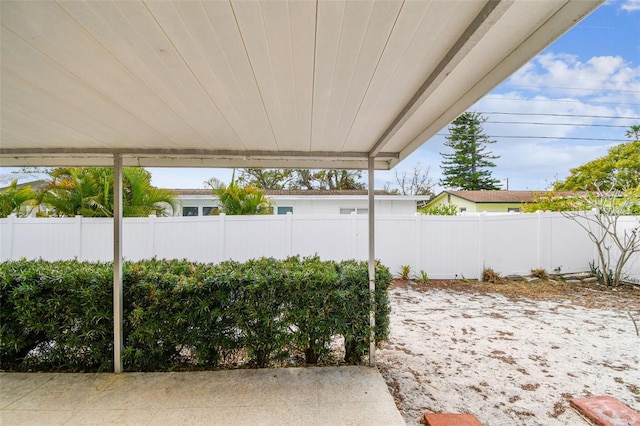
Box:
[440,112,500,190]
[237,168,365,190]
[554,134,640,191]
[236,169,296,190]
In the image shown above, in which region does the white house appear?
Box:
[174,189,426,216]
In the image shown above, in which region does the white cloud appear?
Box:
[621,0,640,11]
[507,53,640,103]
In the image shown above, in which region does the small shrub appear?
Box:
[530,269,547,279]
[589,260,614,287]
[284,256,338,365]
[414,270,429,284]
[482,267,501,284]
[398,265,411,281]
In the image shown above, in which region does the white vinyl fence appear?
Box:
[1,212,639,282]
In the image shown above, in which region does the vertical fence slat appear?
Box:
[477,213,486,281]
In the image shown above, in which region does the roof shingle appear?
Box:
[446,190,580,203]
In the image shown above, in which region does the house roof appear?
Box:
[442,190,581,204]
[0,0,601,170]
[0,179,49,191]
[174,188,391,197]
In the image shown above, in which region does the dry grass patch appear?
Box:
[389,278,640,310]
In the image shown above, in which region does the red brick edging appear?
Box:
[569,395,640,426]
[424,413,483,426]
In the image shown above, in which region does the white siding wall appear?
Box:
[3,212,637,281]
[176,195,419,216]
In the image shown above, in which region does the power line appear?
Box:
[503,84,640,94]
[481,96,640,107]
[479,112,640,120]
[485,121,631,128]
[435,134,628,142]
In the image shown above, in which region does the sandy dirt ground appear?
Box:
[376,279,640,425]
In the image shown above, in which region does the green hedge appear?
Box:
[0,257,391,371]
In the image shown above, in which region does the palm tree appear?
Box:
[37,168,110,217]
[36,168,178,217]
[625,124,640,141]
[206,171,273,215]
[0,180,37,217]
[123,168,178,217]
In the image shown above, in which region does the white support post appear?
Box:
[368,157,376,367]
[113,154,123,373]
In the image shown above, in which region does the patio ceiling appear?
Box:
[0,0,601,170]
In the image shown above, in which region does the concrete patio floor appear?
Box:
[0,366,404,425]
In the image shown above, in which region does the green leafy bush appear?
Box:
[283,256,338,365]
[1,260,113,371]
[0,257,391,371]
[419,204,458,215]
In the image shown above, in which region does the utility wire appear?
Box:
[481,96,640,107]
[503,84,640,94]
[485,121,631,128]
[435,134,629,142]
[479,112,640,120]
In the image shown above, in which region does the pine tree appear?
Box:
[439,112,500,190]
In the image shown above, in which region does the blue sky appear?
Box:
[2,0,639,192]
[384,0,640,192]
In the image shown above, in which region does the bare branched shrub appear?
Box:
[561,183,640,287]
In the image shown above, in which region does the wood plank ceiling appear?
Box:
[0,0,602,169]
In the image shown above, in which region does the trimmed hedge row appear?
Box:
[0,257,391,371]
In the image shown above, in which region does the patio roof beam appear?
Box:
[0,148,399,158]
[368,0,511,158]
[0,148,399,169]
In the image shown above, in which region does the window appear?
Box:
[508,207,521,213]
[203,206,219,216]
[459,208,467,213]
[340,208,368,215]
[182,207,198,216]
[277,206,293,215]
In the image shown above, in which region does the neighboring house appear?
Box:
[424,190,579,213]
[174,189,427,216]
[0,179,48,217]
